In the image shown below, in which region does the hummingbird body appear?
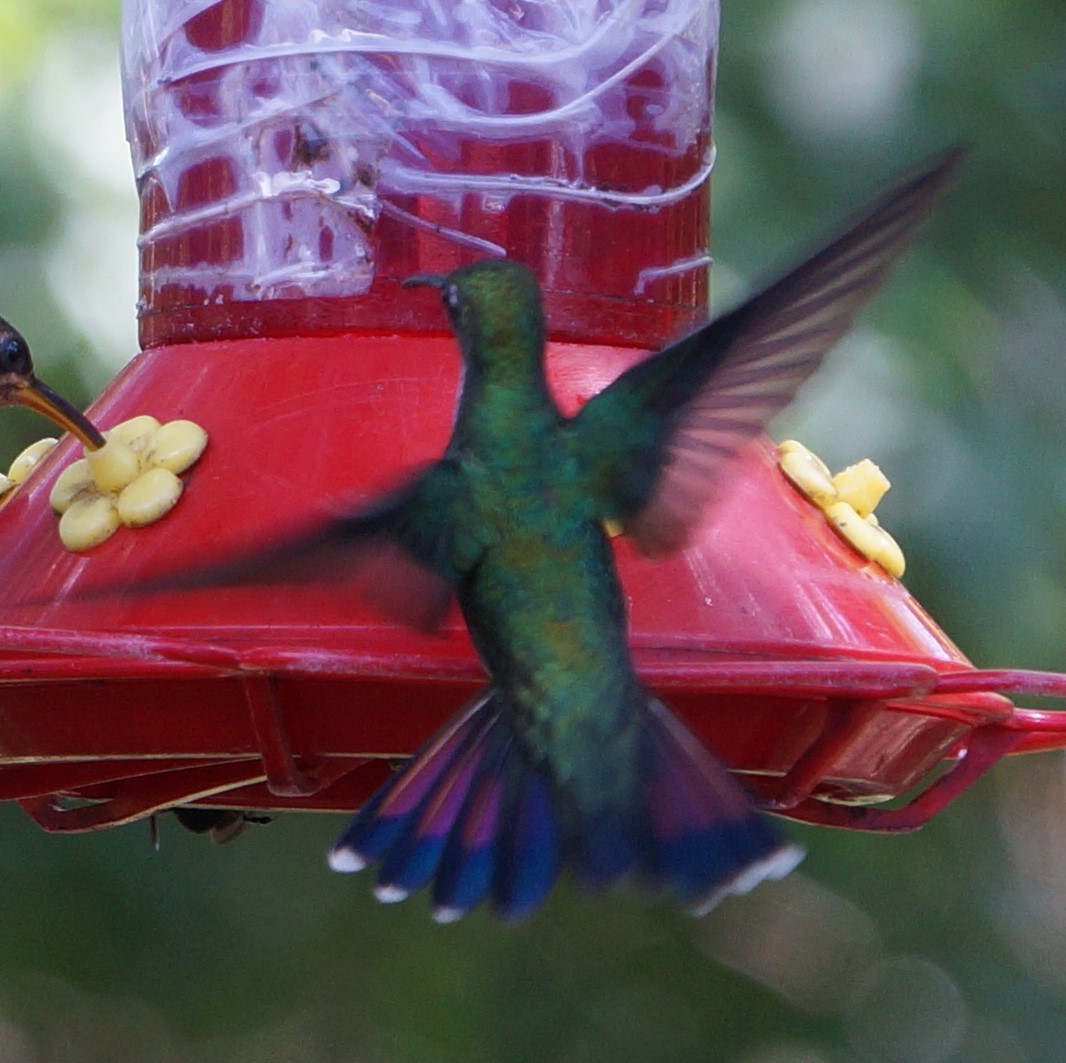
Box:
[134,151,965,919]
[445,280,638,814]
[457,384,642,848]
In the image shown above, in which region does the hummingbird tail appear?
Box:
[329,691,559,923]
[636,698,804,914]
[329,691,801,921]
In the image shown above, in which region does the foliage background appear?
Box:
[0,1,1064,1060]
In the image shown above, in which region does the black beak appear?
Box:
[0,373,106,450]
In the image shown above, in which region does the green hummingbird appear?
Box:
[116,149,964,921]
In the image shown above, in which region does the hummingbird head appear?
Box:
[0,316,105,450]
[0,319,34,381]
[405,260,546,374]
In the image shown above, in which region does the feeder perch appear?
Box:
[0,0,1064,840]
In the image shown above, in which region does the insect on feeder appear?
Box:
[0,0,1063,856]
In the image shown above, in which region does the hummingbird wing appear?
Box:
[571,147,965,557]
[91,461,473,631]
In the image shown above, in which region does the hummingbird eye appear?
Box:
[443,284,461,312]
[0,332,31,375]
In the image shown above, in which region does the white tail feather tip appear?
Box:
[690,844,806,916]
[432,906,465,925]
[328,846,367,874]
[374,883,410,904]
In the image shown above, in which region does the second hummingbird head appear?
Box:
[406,260,546,373]
[0,318,34,383]
[0,315,106,450]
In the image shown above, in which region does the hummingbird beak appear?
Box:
[402,273,447,290]
[0,372,106,451]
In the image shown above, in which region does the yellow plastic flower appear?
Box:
[0,437,59,504]
[48,415,208,552]
[778,439,905,578]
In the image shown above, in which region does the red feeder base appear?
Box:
[0,334,1064,834]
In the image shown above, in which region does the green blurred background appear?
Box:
[0,1,1064,1060]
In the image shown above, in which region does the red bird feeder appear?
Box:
[0,0,1064,840]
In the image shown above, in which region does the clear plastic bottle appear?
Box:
[122,0,717,348]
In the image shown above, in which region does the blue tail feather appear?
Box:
[374,709,498,895]
[431,736,511,920]
[331,694,492,874]
[330,690,801,921]
[491,767,559,921]
[333,784,403,867]
[639,698,802,907]
[573,810,639,891]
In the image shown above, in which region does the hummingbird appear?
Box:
[89,149,964,921]
[0,318,105,450]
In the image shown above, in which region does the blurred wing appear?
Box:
[94,461,472,632]
[572,147,965,556]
